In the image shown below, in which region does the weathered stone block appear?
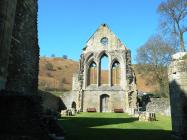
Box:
[168,55,187,139]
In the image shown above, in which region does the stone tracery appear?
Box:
[71,24,137,113]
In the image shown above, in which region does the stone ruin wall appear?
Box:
[0,0,39,94]
[60,91,78,109]
[82,90,126,112]
[0,0,17,90]
[70,47,137,113]
[126,49,137,110]
[0,1,57,139]
[39,90,66,113]
[168,54,187,139]
[5,0,39,94]
[146,98,171,116]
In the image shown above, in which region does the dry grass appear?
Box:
[39,57,79,91]
[38,57,159,93]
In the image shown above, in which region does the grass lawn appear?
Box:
[50,91,63,97]
[59,113,176,140]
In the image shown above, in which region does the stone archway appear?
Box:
[71,101,76,110]
[100,94,109,112]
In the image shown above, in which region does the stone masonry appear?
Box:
[0,0,17,90]
[168,52,187,139]
[69,24,137,114]
[6,0,39,94]
[0,1,64,139]
[146,98,171,116]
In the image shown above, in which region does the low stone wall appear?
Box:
[39,91,66,113]
[60,91,78,110]
[146,98,171,116]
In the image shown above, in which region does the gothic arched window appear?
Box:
[100,54,109,85]
[87,62,97,85]
[111,61,120,86]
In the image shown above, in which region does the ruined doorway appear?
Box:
[100,94,109,112]
[71,101,76,110]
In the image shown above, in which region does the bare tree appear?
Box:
[136,35,175,97]
[158,0,187,52]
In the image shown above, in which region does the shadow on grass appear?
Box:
[60,117,138,128]
[59,117,176,140]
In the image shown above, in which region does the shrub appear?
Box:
[61,78,70,84]
[57,66,62,70]
[51,54,55,57]
[62,55,68,59]
[45,62,54,71]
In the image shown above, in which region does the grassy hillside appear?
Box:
[133,65,159,93]
[38,57,159,93]
[39,57,79,91]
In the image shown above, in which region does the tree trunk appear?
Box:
[180,31,186,52]
[0,0,17,90]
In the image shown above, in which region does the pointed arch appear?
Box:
[97,51,109,61]
[87,61,97,85]
[100,53,109,85]
[111,60,120,86]
[85,52,94,63]
[71,101,76,110]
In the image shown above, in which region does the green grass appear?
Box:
[50,91,63,96]
[59,113,176,140]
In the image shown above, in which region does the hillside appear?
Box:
[39,57,79,91]
[133,65,159,93]
[38,57,159,93]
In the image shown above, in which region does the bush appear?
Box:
[62,55,68,59]
[45,62,54,71]
[51,54,55,57]
[57,66,62,70]
[61,78,69,84]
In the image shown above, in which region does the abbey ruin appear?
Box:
[1,1,187,139]
[62,24,137,114]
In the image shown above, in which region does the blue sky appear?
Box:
[38,0,163,63]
